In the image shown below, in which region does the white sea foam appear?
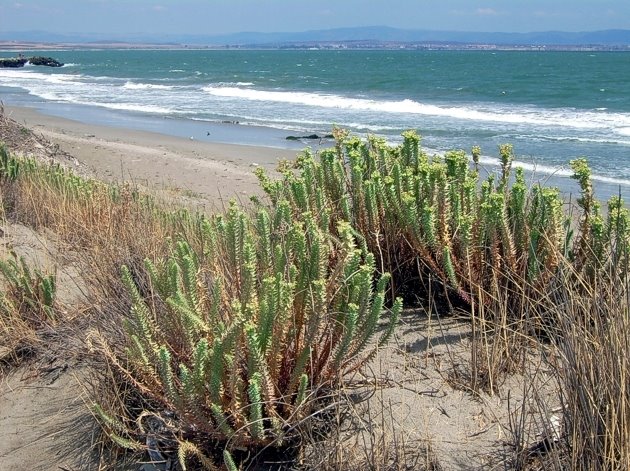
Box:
[0,69,85,85]
[202,111,400,133]
[97,102,173,114]
[210,81,254,87]
[477,156,630,187]
[201,86,630,133]
[530,134,630,147]
[123,81,174,90]
[25,88,173,114]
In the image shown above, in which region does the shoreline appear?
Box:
[3,101,628,205]
[0,87,333,152]
[3,104,300,205]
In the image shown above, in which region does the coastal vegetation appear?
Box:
[0,251,57,361]
[1,126,630,470]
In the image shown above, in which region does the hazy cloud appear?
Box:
[475,8,499,16]
[7,2,60,14]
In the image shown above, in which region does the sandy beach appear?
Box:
[3,105,300,206]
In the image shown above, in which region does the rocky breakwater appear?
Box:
[0,56,64,68]
[0,58,27,68]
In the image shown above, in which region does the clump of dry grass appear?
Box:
[548,263,629,469]
[1,148,197,323]
[498,251,630,470]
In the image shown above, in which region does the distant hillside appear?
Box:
[192,27,630,46]
[2,26,630,47]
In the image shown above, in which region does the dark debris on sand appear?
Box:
[0,103,82,170]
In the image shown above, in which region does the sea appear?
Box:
[1,49,630,200]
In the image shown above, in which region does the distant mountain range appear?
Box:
[2,26,630,47]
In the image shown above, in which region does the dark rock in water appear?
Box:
[0,58,27,68]
[286,133,334,141]
[0,56,64,68]
[28,56,64,67]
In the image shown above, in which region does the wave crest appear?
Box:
[123,81,174,90]
[202,86,630,134]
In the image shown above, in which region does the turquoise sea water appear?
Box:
[1,49,630,195]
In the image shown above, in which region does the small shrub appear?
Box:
[0,252,57,361]
[256,131,569,318]
[91,202,401,468]
[0,143,21,182]
[257,131,630,320]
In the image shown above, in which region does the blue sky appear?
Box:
[1,0,629,35]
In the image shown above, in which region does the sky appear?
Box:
[1,0,629,36]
